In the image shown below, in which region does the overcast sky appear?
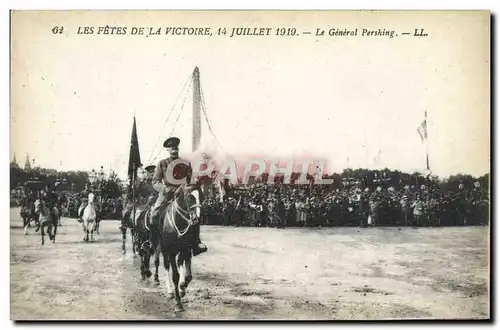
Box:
[10,11,490,179]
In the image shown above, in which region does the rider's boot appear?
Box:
[191,223,207,256]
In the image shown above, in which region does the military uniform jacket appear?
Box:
[137,179,157,199]
[153,157,193,195]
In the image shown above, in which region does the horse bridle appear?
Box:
[169,192,201,237]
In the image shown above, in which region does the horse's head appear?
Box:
[34,199,43,214]
[178,185,202,223]
[88,193,95,205]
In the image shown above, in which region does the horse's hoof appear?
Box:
[145,270,152,278]
[154,278,160,286]
[166,292,174,299]
[121,250,126,254]
[180,289,186,298]
[174,304,184,312]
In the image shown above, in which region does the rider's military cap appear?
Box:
[163,137,180,148]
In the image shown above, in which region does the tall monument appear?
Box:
[192,66,201,152]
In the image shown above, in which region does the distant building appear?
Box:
[24,154,32,171]
[10,153,19,169]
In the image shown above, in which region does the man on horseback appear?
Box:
[137,165,158,220]
[149,137,208,256]
[35,185,59,231]
[45,187,59,217]
[77,184,92,222]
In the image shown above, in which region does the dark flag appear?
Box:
[416,110,430,171]
[127,116,142,182]
[417,113,428,142]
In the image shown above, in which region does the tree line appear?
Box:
[10,163,124,198]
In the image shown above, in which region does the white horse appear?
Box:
[82,192,98,242]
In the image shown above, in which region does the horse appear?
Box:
[120,201,138,254]
[147,185,202,312]
[93,196,103,234]
[82,193,98,242]
[133,198,156,279]
[33,199,59,245]
[20,203,37,235]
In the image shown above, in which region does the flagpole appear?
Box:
[425,110,430,172]
[132,162,136,230]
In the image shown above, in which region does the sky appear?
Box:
[10,11,490,179]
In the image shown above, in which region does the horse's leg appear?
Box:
[154,248,161,285]
[141,251,152,280]
[185,255,193,288]
[140,254,146,280]
[131,228,136,255]
[164,256,175,299]
[121,222,127,254]
[84,223,89,242]
[41,225,45,245]
[47,224,53,241]
[179,251,192,297]
[53,223,58,242]
[23,217,28,235]
[178,255,186,297]
[168,253,182,311]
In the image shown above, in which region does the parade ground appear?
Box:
[10,207,489,320]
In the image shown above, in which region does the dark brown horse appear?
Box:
[133,198,156,279]
[120,202,138,254]
[147,185,202,312]
[20,203,36,235]
[34,199,59,245]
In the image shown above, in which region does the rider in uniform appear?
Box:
[150,137,208,256]
[41,185,59,226]
[78,184,92,223]
[137,165,158,223]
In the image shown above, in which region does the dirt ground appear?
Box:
[9,207,489,320]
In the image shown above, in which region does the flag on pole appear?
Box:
[417,110,428,142]
[127,116,142,182]
[417,110,430,170]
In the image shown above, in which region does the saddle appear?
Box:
[155,198,172,225]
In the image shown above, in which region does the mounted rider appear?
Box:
[22,189,36,210]
[136,165,158,222]
[77,184,92,222]
[120,166,155,229]
[150,137,208,256]
[41,185,60,221]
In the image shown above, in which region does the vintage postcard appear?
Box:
[10,10,490,320]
